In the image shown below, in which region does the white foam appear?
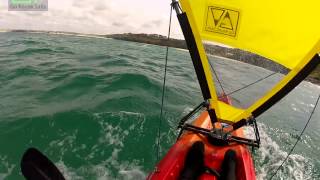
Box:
[174,48,189,52]
[182,107,194,114]
[42,111,148,179]
[245,123,313,180]
[118,169,146,180]
[56,161,83,180]
[91,111,147,179]
[0,155,15,180]
[31,31,112,40]
[303,81,320,89]
[54,148,146,180]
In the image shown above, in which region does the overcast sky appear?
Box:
[0,0,183,38]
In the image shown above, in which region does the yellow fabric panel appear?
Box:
[182,3,219,102]
[212,100,250,124]
[180,0,320,69]
[247,40,320,114]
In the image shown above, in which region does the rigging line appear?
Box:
[156,4,173,163]
[209,60,226,96]
[269,92,320,180]
[219,72,277,98]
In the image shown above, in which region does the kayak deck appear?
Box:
[148,111,256,180]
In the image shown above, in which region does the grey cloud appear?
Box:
[26,12,44,16]
[73,0,109,11]
[72,1,87,8]
[0,0,179,37]
[112,22,123,27]
[94,4,109,11]
[141,19,163,28]
[141,23,151,28]
[151,19,163,26]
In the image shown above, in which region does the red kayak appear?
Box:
[148,96,256,180]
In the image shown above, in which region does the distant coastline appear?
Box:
[3,29,319,85]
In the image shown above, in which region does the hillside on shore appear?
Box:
[5,30,319,84]
[106,33,320,85]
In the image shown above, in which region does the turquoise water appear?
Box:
[0,32,319,180]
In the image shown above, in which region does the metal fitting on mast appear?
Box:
[171,0,182,14]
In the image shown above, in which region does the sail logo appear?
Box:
[205,6,240,37]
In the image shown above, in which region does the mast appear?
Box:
[172,0,218,123]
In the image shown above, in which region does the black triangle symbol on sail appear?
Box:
[213,16,220,27]
[212,9,224,26]
[219,11,233,30]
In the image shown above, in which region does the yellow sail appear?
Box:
[178,0,320,124]
[180,0,320,69]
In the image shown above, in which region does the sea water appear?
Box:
[0,32,319,180]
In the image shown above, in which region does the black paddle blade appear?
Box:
[21,148,65,180]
